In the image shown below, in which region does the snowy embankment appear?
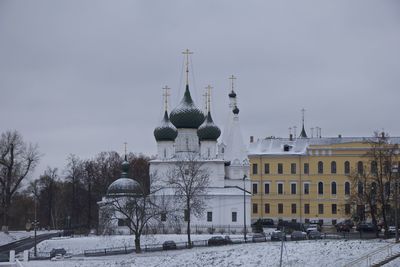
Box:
[25,237,400,267]
[34,234,243,255]
[0,230,57,246]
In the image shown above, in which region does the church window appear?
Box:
[207,212,212,222]
[208,148,210,158]
[231,212,237,222]
[163,149,166,158]
[161,212,166,222]
[221,147,224,153]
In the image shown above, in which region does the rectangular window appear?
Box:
[207,212,212,222]
[345,204,351,215]
[278,203,283,214]
[252,203,258,214]
[304,163,309,174]
[332,204,337,214]
[265,203,270,214]
[277,183,284,195]
[304,204,310,214]
[264,163,270,174]
[278,163,283,174]
[304,183,310,195]
[232,212,237,222]
[252,183,258,194]
[252,163,258,174]
[161,212,167,222]
[318,204,324,214]
[118,219,127,226]
[291,163,296,174]
[291,203,297,214]
[184,209,189,222]
[264,183,270,194]
[291,183,297,194]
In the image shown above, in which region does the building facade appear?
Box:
[248,133,400,225]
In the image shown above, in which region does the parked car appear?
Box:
[306,224,321,233]
[336,220,354,232]
[271,230,287,241]
[224,235,233,244]
[308,230,322,239]
[356,222,378,232]
[162,240,177,250]
[309,220,323,226]
[50,248,66,258]
[291,231,307,241]
[252,233,267,242]
[208,236,227,246]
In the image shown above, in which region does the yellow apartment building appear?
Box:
[248,133,400,225]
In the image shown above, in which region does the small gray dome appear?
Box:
[107,178,141,196]
[154,111,178,141]
[197,112,221,141]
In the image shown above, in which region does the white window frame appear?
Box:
[263,181,271,195]
[290,182,297,195]
[303,182,310,195]
[277,182,284,195]
[252,182,259,195]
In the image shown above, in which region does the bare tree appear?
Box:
[64,154,83,227]
[105,171,164,253]
[166,154,210,246]
[0,130,40,230]
[348,132,399,236]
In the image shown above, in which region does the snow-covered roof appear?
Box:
[247,137,400,156]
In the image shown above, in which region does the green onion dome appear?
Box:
[170,85,205,129]
[154,111,178,141]
[107,159,141,196]
[197,111,221,141]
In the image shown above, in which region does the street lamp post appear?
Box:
[33,195,38,257]
[392,166,399,242]
[243,175,247,242]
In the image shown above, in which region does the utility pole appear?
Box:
[393,165,399,242]
[243,174,247,242]
[279,226,285,267]
[33,195,38,257]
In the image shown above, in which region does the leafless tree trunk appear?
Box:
[166,153,210,247]
[0,130,40,230]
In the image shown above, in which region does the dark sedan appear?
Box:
[162,241,177,250]
[208,236,227,246]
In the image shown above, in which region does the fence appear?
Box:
[144,224,249,235]
[343,242,399,267]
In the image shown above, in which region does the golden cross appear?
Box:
[182,49,193,86]
[206,85,213,112]
[229,75,236,92]
[162,85,170,112]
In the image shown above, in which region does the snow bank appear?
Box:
[0,230,57,246]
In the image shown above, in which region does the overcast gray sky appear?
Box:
[1,0,400,179]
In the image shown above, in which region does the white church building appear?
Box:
[149,54,251,233]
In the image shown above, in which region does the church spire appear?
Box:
[182,49,193,87]
[299,108,308,138]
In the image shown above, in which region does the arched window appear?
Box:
[345,182,350,195]
[318,161,324,174]
[357,161,364,175]
[358,182,364,195]
[318,182,324,195]
[331,182,337,195]
[331,161,337,174]
[371,161,377,175]
[221,147,224,153]
[344,161,350,175]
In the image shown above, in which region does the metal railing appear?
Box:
[343,242,399,267]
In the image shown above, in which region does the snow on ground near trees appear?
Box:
[0,230,57,246]
[25,238,400,267]
[383,255,400,266]
[33,234,243,255]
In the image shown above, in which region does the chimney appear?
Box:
[289,134,293,141]
[250,136,254,143]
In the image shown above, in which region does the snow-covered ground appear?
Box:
[24,237,400,267]
[0,230,57,246]
[383,255,400,267]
